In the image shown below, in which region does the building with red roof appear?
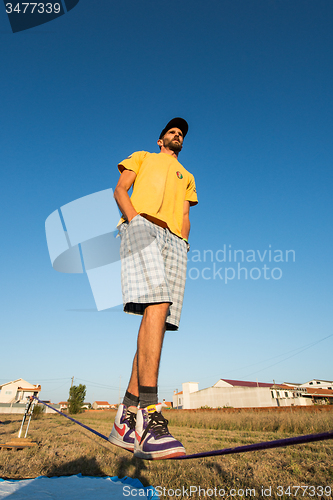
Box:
[172,379,320,409]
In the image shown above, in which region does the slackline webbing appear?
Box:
[33,398,333,460]
[173,430,333,460]
[33,397,109,442]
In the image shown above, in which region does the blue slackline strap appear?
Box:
[33,397,109,442]
[172,430,333,460]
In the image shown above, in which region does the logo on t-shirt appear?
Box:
[176,171,183,179]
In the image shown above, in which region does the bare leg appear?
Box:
[126,302,170,396]
[119,302,185,459]
[137,302,169,387]
[127,352,139,397]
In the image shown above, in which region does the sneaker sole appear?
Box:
[108,434,134,453]
[133,447,186,460]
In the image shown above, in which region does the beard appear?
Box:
[162,136,183,152]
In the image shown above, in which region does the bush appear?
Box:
[32,404,45,419]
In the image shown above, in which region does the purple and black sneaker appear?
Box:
[108,404,137,452]
[134,404,186,460]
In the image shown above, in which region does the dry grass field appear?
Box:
[0,407,332,499]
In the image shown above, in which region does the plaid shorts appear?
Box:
[119,215,188,331]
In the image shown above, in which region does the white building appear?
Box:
[173,391,183,408]
[92,401,111,410]
[0,379,60,414]
[173,379,313,409]
[0,379,41,405]
[300,379,333,390]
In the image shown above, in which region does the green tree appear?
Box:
[68,384,86,414]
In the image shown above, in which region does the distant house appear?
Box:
[300,379,333,390]
[162,400,173,409]
[283,382,333,405]
[0,379,41,404]
[173,379,314,409]
[92,401,111,410]
[173,391,183,409]
[303,387,333,404]
[0,378,60,414]
[60,401,91,410]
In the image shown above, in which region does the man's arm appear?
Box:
[114,169,138,222]
[181,200,191,240]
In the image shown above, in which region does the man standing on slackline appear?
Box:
[109,117,198,459]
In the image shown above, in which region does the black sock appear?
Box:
[139,386,158,408]
[122,390,139,408]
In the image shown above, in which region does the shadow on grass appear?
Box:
[203,459,256,490]
[114,455,150,486]
[45,452,151,486]
[46,456,105,477]
[203,460,230,480]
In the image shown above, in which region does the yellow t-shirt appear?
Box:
[118,151,198,238]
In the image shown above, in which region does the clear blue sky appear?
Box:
[1,0,332,405]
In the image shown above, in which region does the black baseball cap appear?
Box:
[159,117,188,139]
